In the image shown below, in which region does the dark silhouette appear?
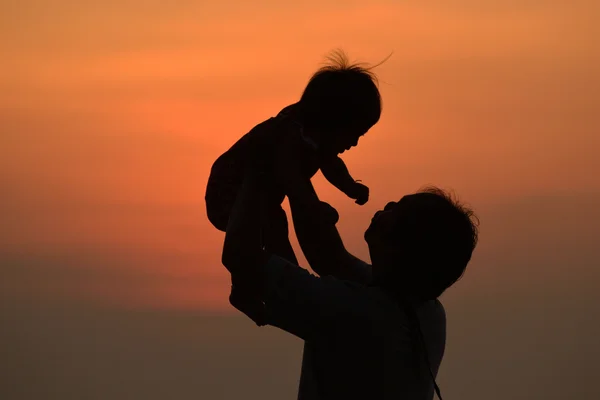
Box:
[206,50,382,317]
[213,49,478,399]
[221,141,479,399]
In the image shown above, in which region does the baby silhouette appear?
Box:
[206,50,383,318]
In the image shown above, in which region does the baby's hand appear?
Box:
[348,182,369,205]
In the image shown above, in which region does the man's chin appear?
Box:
[365,217,380,240]
[364,226,374,242]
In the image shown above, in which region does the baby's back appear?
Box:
[205,106,305,230]
[210,103,320,183]
[213,109,293,176]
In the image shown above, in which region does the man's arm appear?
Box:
[273,150,371,283]
[221,168,369,341]
[288,193,371,284]
[260,254,369,343]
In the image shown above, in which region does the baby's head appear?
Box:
[298,49,383,155]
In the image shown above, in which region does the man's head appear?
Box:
[365,186,479,301]
[298,49,383,155]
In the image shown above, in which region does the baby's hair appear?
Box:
[299,49,391,133]
[318,49,380,82]
[317,49,391,84]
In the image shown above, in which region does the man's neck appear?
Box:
[371,278,424,307]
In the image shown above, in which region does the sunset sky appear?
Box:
[1,1,599,399]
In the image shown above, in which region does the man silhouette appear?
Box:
[221,154,478,399]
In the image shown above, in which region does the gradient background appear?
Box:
[2,1,599,399]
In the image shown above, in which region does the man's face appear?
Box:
[364,198,403,282]
[364,198,404,261]
[365,197,408,243]
[366,192,447,244]
[365,194,425,268]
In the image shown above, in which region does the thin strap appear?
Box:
[414,317,443,400]
[402,302,443,400]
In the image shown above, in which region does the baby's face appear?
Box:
[330,127,368,155]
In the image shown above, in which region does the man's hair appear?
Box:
[391,186,479,300]
[298,49,384,133]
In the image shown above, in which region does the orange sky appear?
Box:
[1,0,599,311]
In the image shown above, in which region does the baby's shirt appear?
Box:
[276,104,319,151]
[300,130,319,151]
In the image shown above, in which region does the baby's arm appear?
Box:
[320,156,369,205]
[320,156,355,194]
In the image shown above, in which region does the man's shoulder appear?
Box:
[343,256,373,285]
[432,299,447,320]
[417,299,446,322]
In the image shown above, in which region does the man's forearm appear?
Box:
[280,172,322,209]
[288,192,372,282]
[287,193,351,278]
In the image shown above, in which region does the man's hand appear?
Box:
[346,182,370,205]
[319,201,340,225]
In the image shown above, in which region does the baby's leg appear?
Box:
[205,154,241,232]
[205,184,236,232]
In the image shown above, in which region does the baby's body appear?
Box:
[206,104,368,318]
[205,104,366,236]
[207,51,381,321]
